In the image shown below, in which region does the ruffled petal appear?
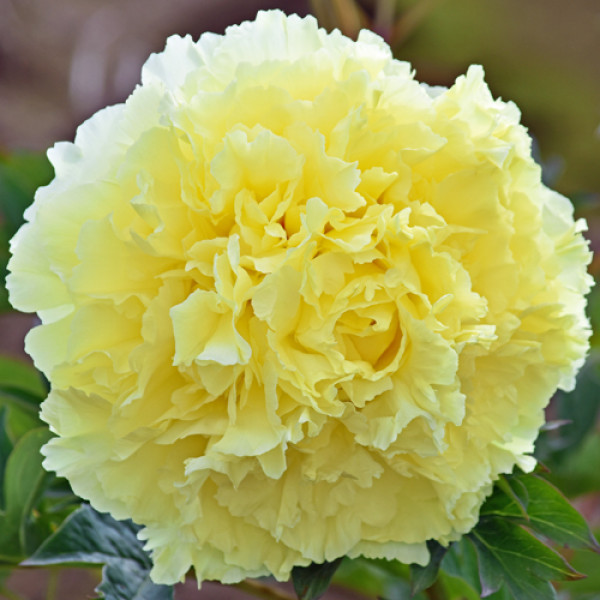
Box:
[9,9,592,587]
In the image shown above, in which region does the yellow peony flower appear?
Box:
[7,10,592,585]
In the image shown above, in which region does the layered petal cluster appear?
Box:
[8,10,592,584]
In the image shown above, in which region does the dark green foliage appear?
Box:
[0,427,52,561]
[471,518,581,599]
[24,505,174,600]
[409,541,448,595]
[292,557,343,600]
[406,471,598,600]
[481,473,600,552]
[0,151,54,312]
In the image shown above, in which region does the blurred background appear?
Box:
[1,0,599,598]
[2,0,599,192]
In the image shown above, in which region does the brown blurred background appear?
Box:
[1,0,599,195]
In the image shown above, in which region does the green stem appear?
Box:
[233,579,297,600]
[46,568,59,600]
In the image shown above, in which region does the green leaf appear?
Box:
[498,475,529,516]
[0,357,46,398]
[431,541,514,600]
[0,357,45,442]
[442,537,482,595]
[544,433,600,497]
[4,406,41,443]
[333,557,417,600]
[409,540,448,595]
[536,355,600,462]
[448,472,598,599]
[0,152,53,313]
[0,407,13,510]
[511,474,600,552]
[558,539,600,597]
[437,572,482,600]
[0,152,53,230]
[472,533,504,597]
[0,427,52,560]
[292,558,343,600]
[24,504,173,600]
[470,517,584,600]
[0,388,43,418]
[0,566,15,597]
[99,565,172,600]
[480,475,529,521]
[555,357,600,450]
[0,357,45,425]
[481,472,599,555]
[0,358,45,449]
[439,565,514,600]
[332,558,387,598]
[24,504,150,567]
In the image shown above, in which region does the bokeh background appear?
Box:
[1,1,599,598]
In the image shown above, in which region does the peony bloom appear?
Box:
[8,10,592,584]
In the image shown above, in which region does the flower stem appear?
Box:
[233,579,297,600]
[46,569,59,600]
